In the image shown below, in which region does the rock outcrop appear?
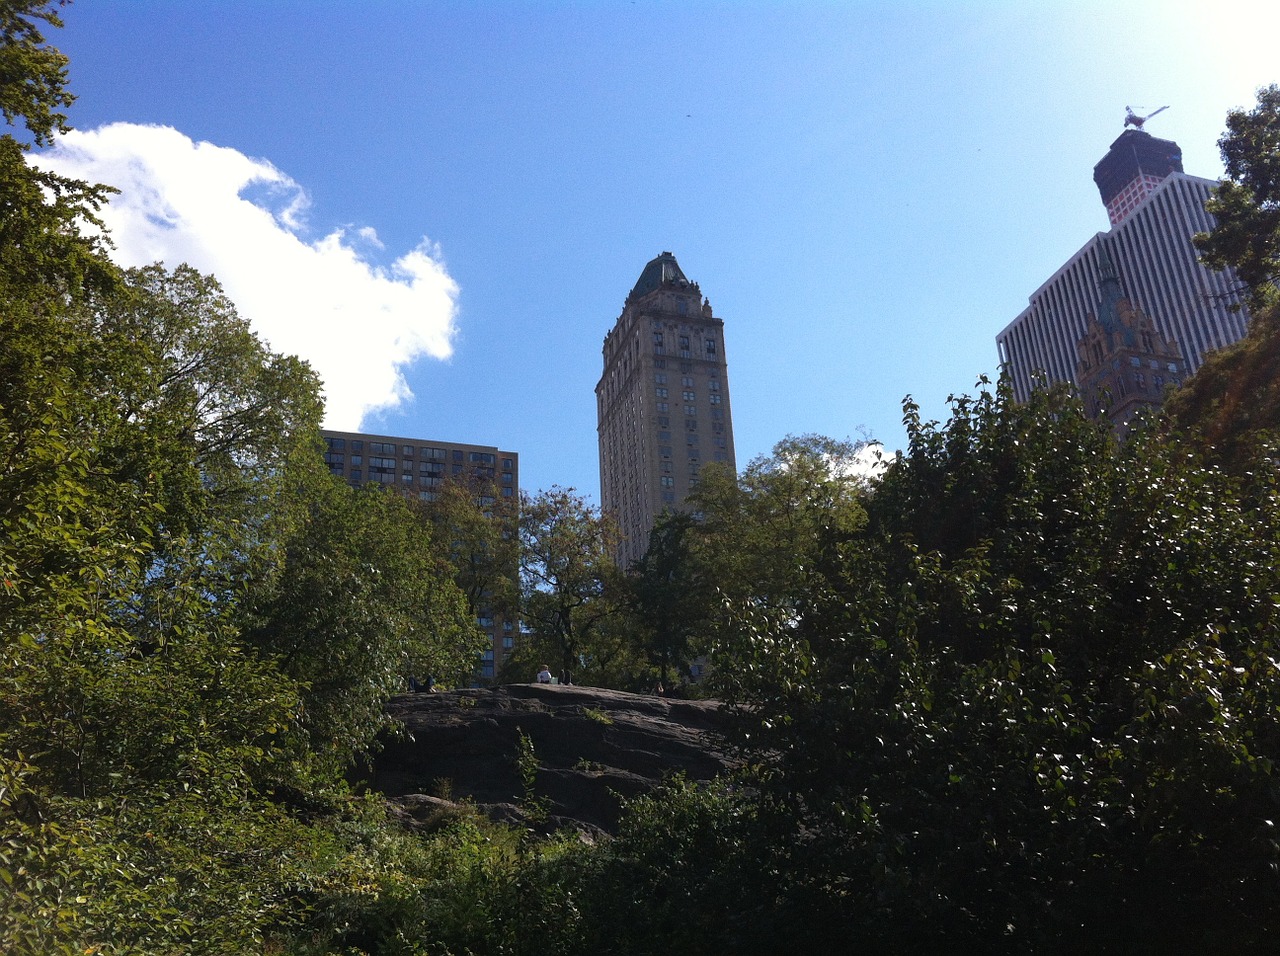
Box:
[367,684,736,836]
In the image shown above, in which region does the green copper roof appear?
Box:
[630,251,689,298]
[1094,240,1137,346]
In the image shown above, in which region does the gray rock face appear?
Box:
[367,684,736,836]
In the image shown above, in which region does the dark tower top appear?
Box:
[630,251,692,299]
[1093,130,1183,225]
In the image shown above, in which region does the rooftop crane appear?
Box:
[1124,105,1169,130]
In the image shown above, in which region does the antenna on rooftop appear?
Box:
[1124,105,1169,130]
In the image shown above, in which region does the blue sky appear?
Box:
[40,0,1280,501]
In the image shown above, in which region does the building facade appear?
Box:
[321,429,518,681]
[997,128,1249,403]
[596,252,737,568]
[1075,241,1187,436]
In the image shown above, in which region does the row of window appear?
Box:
[325,438,513,472]
[652,332,717,355]
[655,373,721,387]
[347,469,516,496]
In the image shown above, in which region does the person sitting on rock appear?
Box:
[536,665,553,684]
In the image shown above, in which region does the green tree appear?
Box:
[1195,83,1280,312]
[516,487,622,684]
[239,477,481,778]
[0,0,117,305]
[705,382,1280,952]
[415,476,519,623]
[629,435,871,691]
[1161,298,1280,472]
[630,511,710,687]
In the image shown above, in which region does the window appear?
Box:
[708,379,720,391]
[325,438,345,451]
[370,441,396,455]
[654,372,666,384]
[660,446,672,458]
[470,452,496,464]
[423,447,446,461]
[401,473,413,483]
[402,445,414,456]
[658,431,671,442]
[660,476,674,487]
[705,338,716,355]
[453,450,464,462]
[349,468,361,482]
[679,335,689,350]
[502,458,514,470]
[684,405,696,416]
[323,452,344,466]
[682,390,695,401]
[351,440,363,452]
[662,491,675,503]
[654,332,664,350]
[657,402,669,412]
[656,387,668,398]
[710,394,721,404]
[685,419,697,431]
[501,472,513,484]
[682,376,693,387]
[502,487,513,497]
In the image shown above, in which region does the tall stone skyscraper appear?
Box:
[596,252,737,567]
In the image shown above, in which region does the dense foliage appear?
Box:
[1196,84,1280,312]
[0,6,483,952]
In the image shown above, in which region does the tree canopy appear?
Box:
[1196,83,1280,312]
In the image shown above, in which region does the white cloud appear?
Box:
[33,122,457,429]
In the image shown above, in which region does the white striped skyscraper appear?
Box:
[997,129,1249,402]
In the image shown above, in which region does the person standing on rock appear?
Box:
[536,665,553,684]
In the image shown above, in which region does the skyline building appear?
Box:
[1075,239,1186,436]
[320,429,519,681]
[596,252,737,568]
[997,127,1250,403]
